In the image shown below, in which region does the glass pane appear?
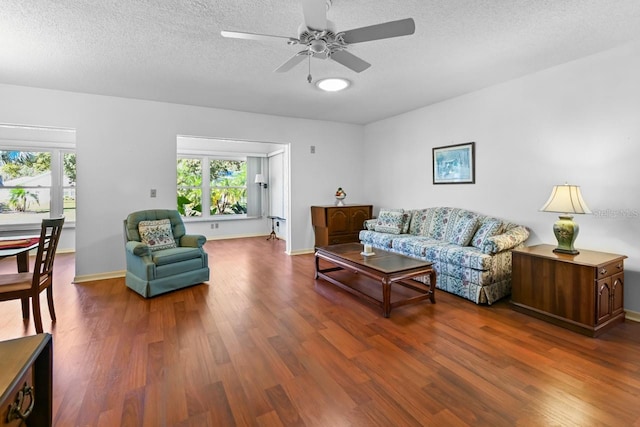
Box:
[177,188,202,217]
[0,151,51,186]
[63,152,76,186]
[211,188,247,215]
[64,187,76,222]
[177,158,202,186]
[210,159,246,187]
[0,151,52,223]
[0,187,51,224]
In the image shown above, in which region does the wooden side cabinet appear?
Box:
[0,334,53,426]
[311,205,373,247]
[511,244,627,337]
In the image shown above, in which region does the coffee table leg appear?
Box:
[314,253,319,279]
[382,278,391,318]
[428,270,436,303]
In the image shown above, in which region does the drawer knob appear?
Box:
[617,263,623,270]
[600,268,607,275]
[7,383,35,422]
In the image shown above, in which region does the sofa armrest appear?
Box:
[482,225,530,254]
[125,241,151,257]
[180,234,206,248]
[364,219,377,231]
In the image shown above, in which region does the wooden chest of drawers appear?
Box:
[511,244,626,337]
[311,205,373,247]
[0,334,52,426]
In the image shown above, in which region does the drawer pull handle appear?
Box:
[617,264,623,270]
[600,268,607,275]
[7,383,35,422]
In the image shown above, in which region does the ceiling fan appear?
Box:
[221,0,415,82]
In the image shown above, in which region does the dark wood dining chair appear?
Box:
[0,217,65,333]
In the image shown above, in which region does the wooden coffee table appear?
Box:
[314,243,436,317]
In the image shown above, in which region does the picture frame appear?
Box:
[432,142,475,184]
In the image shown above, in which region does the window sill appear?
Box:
[182,215,263,224]
[0,221,75,234]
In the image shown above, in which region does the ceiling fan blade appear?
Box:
[301,0,327,31]
[330,50,371,73]
[221,30,298,44]
[274,52,308,73]
[341,18,415,44]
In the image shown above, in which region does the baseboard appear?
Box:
[625,310,640,323]
[290,248,315,255]
[74,270,125,284]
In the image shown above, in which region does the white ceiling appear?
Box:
[2,1,640,125]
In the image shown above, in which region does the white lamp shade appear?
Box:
[254,174,265,184]
[540,184,592,214]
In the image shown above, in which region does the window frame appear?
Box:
[0,146,75,229]
[177,153,249,219]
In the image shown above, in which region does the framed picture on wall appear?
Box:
[432,142,475,184]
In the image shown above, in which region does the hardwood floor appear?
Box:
[2,236,640,426]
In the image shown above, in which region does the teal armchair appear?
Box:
[124,209,210,297]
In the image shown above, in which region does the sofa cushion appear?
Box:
[374,209,406,234]
[471,219,502,250]
[408,209,429,235]
[138,219,177,251]
[392,236,446,258]
[359,230,414,249]
[401,210,412,234]
[446,215,479,246]
[152,246,204,266]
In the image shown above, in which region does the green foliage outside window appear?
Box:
[8,187,40,212]
[177,157,247,216]
[0,151,76,218]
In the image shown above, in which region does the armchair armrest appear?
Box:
[125,241,152,257]
[180,234,206,248]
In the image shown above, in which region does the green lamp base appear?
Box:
[552,215,580,255]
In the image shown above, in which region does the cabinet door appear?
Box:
[611,272,624,317]
[596,277,612,324]
[349,206,371,233]
[327,208,350,234]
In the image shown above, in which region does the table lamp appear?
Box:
[540,183,591,255]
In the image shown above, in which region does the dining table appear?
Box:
[0,236,40,273]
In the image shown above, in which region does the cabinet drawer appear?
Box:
[1,367,34,427]
[597,260,624,279]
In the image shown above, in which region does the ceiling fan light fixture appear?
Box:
[316,78,350,92]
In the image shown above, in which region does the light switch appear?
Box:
[150,189,157,198]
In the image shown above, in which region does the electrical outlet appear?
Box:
[310,145,316,154]
[211,223,219,229]
[150,189,157,198]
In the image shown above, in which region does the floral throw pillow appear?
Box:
[374,209,406,235]
[471,220,502,250]
[138,219,176,251]
[447,216,479,246]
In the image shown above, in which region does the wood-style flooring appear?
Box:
[1,236,640,426]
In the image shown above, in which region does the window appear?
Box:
[0,125,76,226]
[177,156,249,217]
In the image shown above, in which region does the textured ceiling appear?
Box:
[2,1,640,124]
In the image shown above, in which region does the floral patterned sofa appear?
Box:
[359,207,530,304]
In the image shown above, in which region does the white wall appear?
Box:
[363,40,640,311]
[0,84,365,278]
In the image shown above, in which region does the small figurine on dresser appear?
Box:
[335,187,346,206]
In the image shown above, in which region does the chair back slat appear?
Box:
[32,217,65,289]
